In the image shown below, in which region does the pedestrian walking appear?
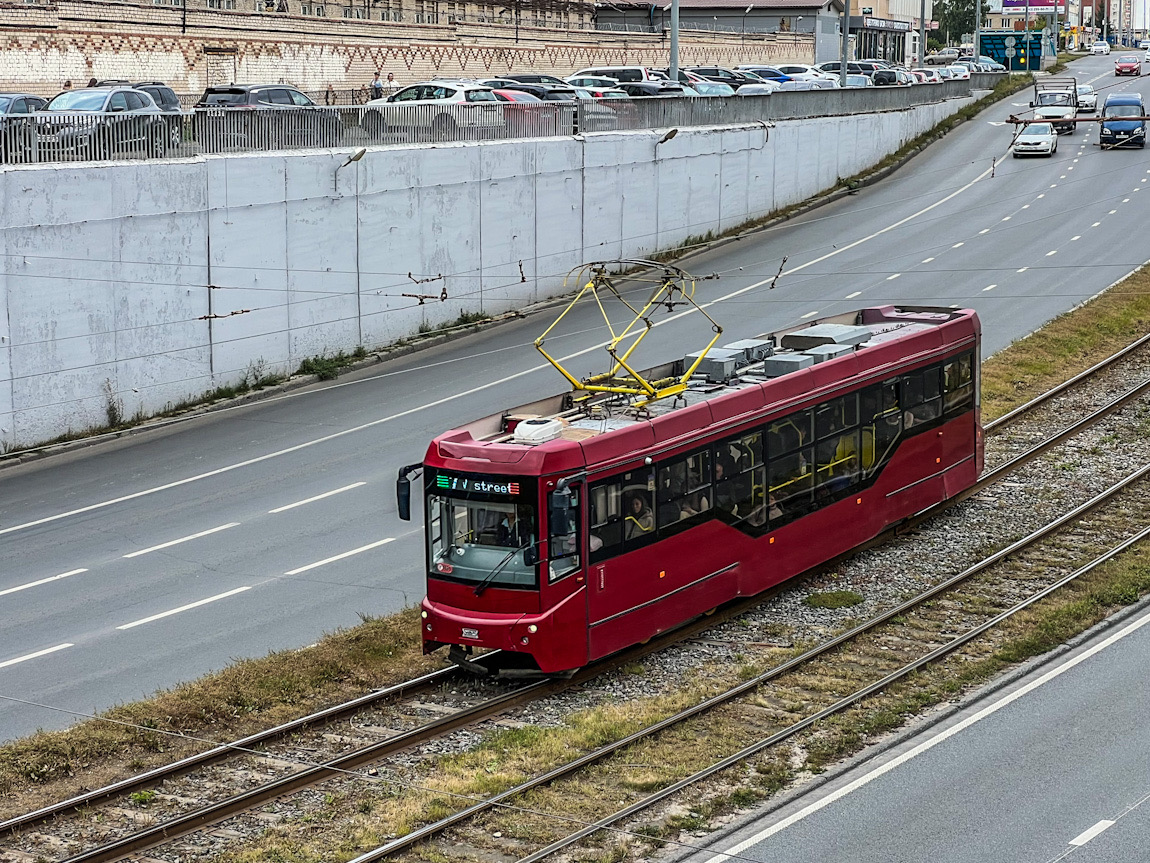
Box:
[370,71,384,100]
[325,83,336,105]
[385,71,397,94]
[87,77,98,87]
[63,80,72,90]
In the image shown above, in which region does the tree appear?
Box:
[935,0,990,44]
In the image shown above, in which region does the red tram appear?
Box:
[399,304,982,674]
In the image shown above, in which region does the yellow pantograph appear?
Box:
[535,260,723,407]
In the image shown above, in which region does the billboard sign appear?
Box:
[1001,0,1066,15]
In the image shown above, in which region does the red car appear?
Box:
[1115,55,1142,75]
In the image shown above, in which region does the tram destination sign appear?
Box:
[434,470,522,497]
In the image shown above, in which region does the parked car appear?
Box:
[194,83,342,149]
[912,69,942,84]
[614,81,687,97]
[1091,41,1112,54]
[38,86,169,160]
[500,73,569,86]
[775,80,820,91]
[492,89,564,137]
[1115,55,1141,75]
[845,74,876,88]
[1012,121,1057,157]
[689,81,736,96]
[565,75,621,96]
[946,64,972,80]
[0,92,48,162]
[975,56,1006,71]
[925,47,961,65]
[362,81,503,138]
[493,82,579,102]
[570,66,668,83]
[816,61,866,75]
[1140,39,1150,49]
[1077,84,1098,112]
[872,68,914,86]
[735,82,781,96]
[683,66,759,89]
[734,65,793,82]
[772,63,828,81]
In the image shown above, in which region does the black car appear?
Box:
[615,82,688,97]
[683,66,760,89]
[499,73,570,86]
[0,93,48,162]
[494,82,579,101]
[38,86,169,160]
[193,84,342,150]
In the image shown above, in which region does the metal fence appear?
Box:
[0,76,1004,166]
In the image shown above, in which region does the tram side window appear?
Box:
[902,365,942,428]
[943,352,974,415]
[862,381,902,476]
[766,410,814,526]
[814,394,861,502]
[714,430,764,525]
[589,480,623,563]
[657,450,712,536]
[548,487,581,582]
[621,467,657,549]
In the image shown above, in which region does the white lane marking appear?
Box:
[1017,267,1029,273]
[1067,166,1074,171]
[1046,250,1058,257]
[1022,204,1030,209]
[1123,198,1131,203]
[0,569,87,598]
[122,523,241,559]
[1073,158,1079,163]
[0,154,1009,539]
[1050,184,1058,188]
[1037,193,1045,198]
[285,538,395,576]
[1071,235,1081,241]
[1002,216,1012,221]
[886,273,901,280]
[922,257,935,263]
[1092,222,1101,227]
[983,285,997,292]
[978,229,990,235]
[0,643,74,670]
[1069,820,1115,847]
[704,605,1150,863]
[844,291,862,299]
[269,482,367,514]
[952,242,964,248]
[116,586,252,630]
[800,310,819,319]
[948,303,960,309]
[1110,209,1118,214]
[1060,175,1067,179]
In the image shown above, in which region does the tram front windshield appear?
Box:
[427,494,538,589]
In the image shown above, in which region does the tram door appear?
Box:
[541,482,590,654]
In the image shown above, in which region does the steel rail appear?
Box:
[0,664,472,835]
[347,453,1150,863]
[518,494,1150,863]
[984,330,1150,434]
[55,677,558,863]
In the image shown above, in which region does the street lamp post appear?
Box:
[839,0,852,87]
[742,4,753,43]
[670,0,679,79]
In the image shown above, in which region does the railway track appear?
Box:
[4,333,1150,863]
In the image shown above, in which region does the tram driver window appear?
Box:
[589,480,622,563]
[548,487,581,582]
[943,352,974,415]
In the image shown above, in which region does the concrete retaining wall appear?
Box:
[0,94,973,450]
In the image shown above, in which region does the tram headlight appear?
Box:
[421,610,428,619]
[426,624,433,632]
[527,624,538,633]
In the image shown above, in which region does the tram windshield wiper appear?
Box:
[473,541,535,596]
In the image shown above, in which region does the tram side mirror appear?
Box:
[396,463,422,522]
[397,476,411,521]
[524,544,540,566]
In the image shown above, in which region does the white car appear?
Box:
[1013,121,1058,157]
[947,64,972,80]
[1091,41,1112,55]
[736,82,781,95]
[1140,40,1150,49]
[1077,84,1098,112]
[772,63,830,81]
[362,81,504,138]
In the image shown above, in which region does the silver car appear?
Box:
[38,86,168,160]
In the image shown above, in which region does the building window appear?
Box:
[316,4,325,14]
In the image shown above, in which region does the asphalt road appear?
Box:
[2,55,1148,741]
[677,600,1150,863]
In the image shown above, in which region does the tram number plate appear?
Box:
[461,627,480,639]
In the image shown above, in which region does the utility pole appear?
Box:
[974,0,981,60]
[670,0,680,80]
[918,0,926,67]
[840,0,852,87]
